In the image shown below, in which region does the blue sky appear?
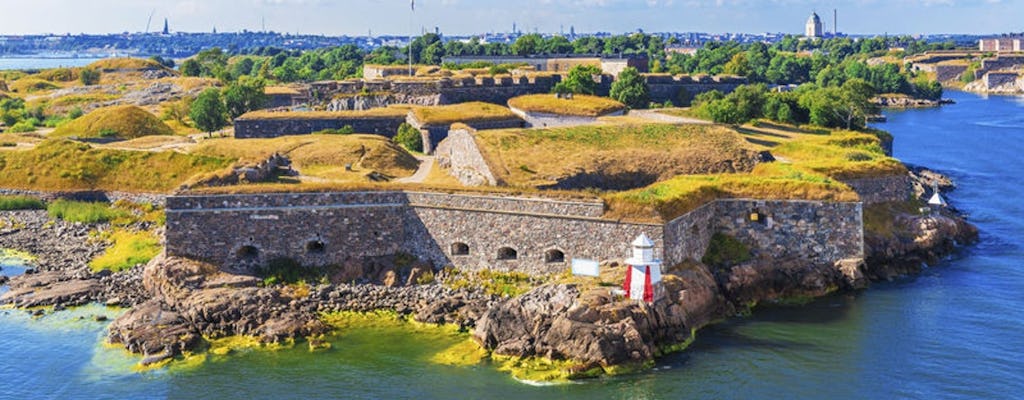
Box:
[0,0,1018,36]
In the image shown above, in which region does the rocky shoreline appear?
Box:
[0,168,979,378]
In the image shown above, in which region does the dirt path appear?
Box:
[395,155,434,184]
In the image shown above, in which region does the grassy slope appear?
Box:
[507,94,626,117]
[51,105,175,139]
[410,102,517,126]
[190,134,419,181]
[0,139,231,192]
[475,122,761,188]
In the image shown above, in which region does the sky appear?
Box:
[0,0,1019,36]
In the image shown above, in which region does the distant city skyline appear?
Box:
[0,0,1019,36]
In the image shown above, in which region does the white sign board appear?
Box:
[571,258,600,277]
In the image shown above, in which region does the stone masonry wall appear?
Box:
[714,200,863,265]
[434,129,500,186]
[233,116,406,139]
[842,175,913,204]
[165,191,864,276]
[662,201,717,266]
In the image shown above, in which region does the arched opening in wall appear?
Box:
[545,249,565,264]
[237,245,259,260]
[497,247,518,261]
[306,240,326,254]
[451,242,470,256]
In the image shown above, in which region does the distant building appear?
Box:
[979,37,1023,53]
[162,18,169,35]
[440,55,648,77]
[805,12,823,38]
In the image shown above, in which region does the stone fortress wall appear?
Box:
[165,190,864,276]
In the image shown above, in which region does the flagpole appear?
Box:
[409,0,414,77]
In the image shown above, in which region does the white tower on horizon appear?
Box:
[806,12,823,38]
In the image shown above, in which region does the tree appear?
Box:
[609,67,649,109]
[223,77,267,119]
[511,34,543,56]
[552,65,602,95]
[180,59,202,77]
[189,88,228,137]
[394,123,423,153]
[79,68,101,85]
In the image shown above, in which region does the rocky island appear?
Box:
[0,51,976,382]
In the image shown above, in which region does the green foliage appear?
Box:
[394,122,423,153]
[46,200,128,223]
[180,59,202,77]
[88,229,161,272]
[702,233,752,268]
[552,65,602,95]
[8,120,37,133]
[0,195,44,211]
[79,68,101,85]
[189,88,228,134]
[223,77,267,119]
[913,77,943,101]
[609,67,650,109]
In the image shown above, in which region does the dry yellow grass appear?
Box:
[190,134,419,181]
[264,86,301,95]
[52,105,175,139]
[237,107,410,121]
[475,122,762,188]
[10,78,61,93]
[0,139,231,192]
[507,94,626,117]
[410,102,517,126]
[87,58,166,71]
[99,135,194,150]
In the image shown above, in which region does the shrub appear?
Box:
[79,68,101,85]
[46,200,128,223]
[394,122,423,153]
[0,195,45,211]
[702,233,752,269]
[88,229,161,272]
[8,120,37,133]
[609,67,650,109]
[313,125,355,135]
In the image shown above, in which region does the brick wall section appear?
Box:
[842,175,913,204]
[714,200,864,264]
[434,129,499,186]
[166,191,864,275]
[233,116,406,139]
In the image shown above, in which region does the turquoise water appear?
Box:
[2,90,1023,399]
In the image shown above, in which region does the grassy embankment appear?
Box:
[0,139,232,193]
[408,102,518,126]
[189,134,419,183]
[474,122,762,188]
[507,94,626,117]
[51,105,175,139]
[603,121,904,221]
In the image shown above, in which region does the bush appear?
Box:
[79,68,101,85]
[609,67,650,109]
[313,125,355,135]
[46,200,127,223]
[702,233,752,269]
[394,122,423,153]
[8,120,37,133]
[0,195,45,211]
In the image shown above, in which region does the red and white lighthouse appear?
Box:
[622,233,663,304]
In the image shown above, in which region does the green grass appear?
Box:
[88,229,162,272]
[0,195,44,210]
[46,200,128,223]
[702,233,752,269]
[0,139,232,192]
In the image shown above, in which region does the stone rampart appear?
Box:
[0,188,166,206]
[714,199,863,264]
[842,175,913,204]
[233,116,406,139]
[646,75,748,105]
[166,191,864,276]
[935,64,969,83]
[434,129,500,186]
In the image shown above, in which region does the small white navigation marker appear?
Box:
[622,233,663,304]
[928,183,947,207]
